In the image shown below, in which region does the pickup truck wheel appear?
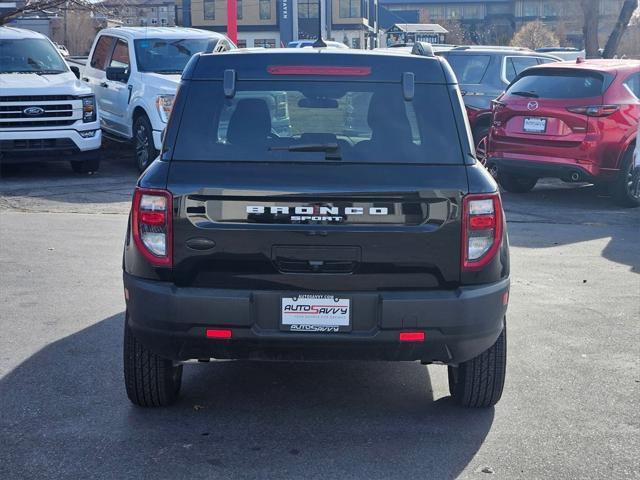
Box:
[497,172,537,193]
[123,317,182,407]
[133,114,157,172]
[448,325,506,408]
[70,157,100,174]
[612,147,640,208]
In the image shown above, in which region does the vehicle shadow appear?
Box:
[0,141,138,210]
[0,313,494,480]
[503,180,640,273]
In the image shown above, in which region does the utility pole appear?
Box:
[63,0,68,47]
[227,0,237,44]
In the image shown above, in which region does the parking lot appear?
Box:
[0,147,638,479]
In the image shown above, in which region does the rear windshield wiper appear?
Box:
[510,90,539,98]
[270,143,342,160]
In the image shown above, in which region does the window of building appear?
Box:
[299,0,319,18]
[446,5,462,19]
[237,39,247,48]
[259,0,271,19]
[351,37,361,48]
[151,7,156,13]
[109,39,129,69]
[151,18,158,24]
[161,18,167,25]
[160,6,167,12]
[522,1,540,17]
[339,0,361,18]
[463,4,482,19]
[254,38,276,48]
[424,5,444,21]
[204,0,215,20]
[542,1,559,17]
[90,35,114,70]
[236,0,243,19]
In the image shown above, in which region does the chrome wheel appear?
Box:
[476,135,488,166]
[626,166,640,200]
[135,123,150,170]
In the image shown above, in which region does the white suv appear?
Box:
[82,27,234,171]
[0,27,101,173]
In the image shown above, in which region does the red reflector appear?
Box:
[140,211,166,225]
[399,332,425,342]
[469,215,495,230]
[267,66,371,76]
[502,291,509,305]
[206,329,232,339]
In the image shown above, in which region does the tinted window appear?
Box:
[90,35,114,70]
[506,71,607,99]
[174,81,462,164]
[109,39,129,68]
[624,73,640,99]
[504,56,540,82]
[442,54,490,83]
[134,38,218,73]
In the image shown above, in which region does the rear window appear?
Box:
[173,81,463,164]
[506,71,609,99]
[440,54,490,84]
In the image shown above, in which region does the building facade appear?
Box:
[176,0,378,48]
[104,0,177,27]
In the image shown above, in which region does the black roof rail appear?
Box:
[411,42,434,57]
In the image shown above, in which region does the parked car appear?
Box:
[436,46,560,157]
[0,27,101,173]
[82,27,236,171]
[488,59,640,207]
[288,40,349,49]
[122,48,510,408]
[535,47,586,61]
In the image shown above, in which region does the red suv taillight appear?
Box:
[131,187,172,267]
[566,105,619,117]
[462,192,503,271]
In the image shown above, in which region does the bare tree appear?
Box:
[0,0,113,26]
[511,21,560,49]
[602,0,639,58]
[581,0,600,58]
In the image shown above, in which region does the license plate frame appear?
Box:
[523,117,547,133]
[280,295,351,333]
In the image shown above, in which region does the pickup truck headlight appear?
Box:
[81,95,96,123]
[156,94,175,123]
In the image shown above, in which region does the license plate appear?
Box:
[523,117,547,133]
[281,295,351,332]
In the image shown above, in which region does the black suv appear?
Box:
[122,48,510,408]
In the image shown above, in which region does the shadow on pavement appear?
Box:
[0,313,494,479]
[503,180,640,273]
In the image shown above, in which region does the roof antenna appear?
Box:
[312,0,327,48]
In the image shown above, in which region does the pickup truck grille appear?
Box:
[0,96,82,129]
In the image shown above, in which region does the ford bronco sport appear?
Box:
[122,47,510,408]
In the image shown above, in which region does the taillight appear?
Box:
[566,105,619,117]
[131,187,172,267]
[462,193,503,271]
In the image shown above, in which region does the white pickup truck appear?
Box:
[81,27,235,171]
[0,27,101,173]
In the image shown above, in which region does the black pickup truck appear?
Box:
[122,47,510,408]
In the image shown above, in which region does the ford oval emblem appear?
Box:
[527,101,539,111]
[23,106,45,116]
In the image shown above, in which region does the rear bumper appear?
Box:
[124,272,509,364]
[489,156,599,182]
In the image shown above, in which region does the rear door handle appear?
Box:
[100,82,109,88]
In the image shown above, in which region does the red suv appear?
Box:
[487,59,640,206]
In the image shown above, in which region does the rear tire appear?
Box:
[70,157,100,174]
[123,316,182,407]
[498,172,537,193]
[133,113,157,172]
[473,125,489,167]
[448,324,506,408]
[612,147,640,208]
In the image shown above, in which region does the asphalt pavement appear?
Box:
[0,152,639,479]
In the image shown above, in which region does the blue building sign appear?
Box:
[280,0,294,45]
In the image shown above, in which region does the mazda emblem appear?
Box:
[23,106,45,116]
[527,101,539,111]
